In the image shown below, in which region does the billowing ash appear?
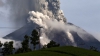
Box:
[6,0,66,27]
[2,0,100,50]
[28,0,68,45]
[6,0,68,45]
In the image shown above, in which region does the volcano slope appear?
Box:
[4,22,100,50]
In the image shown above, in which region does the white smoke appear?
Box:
[28,11,77,46]
[28,9,100,46]
[26,0,68,45]
[27,0,95,46]
[27,0,66,30]
[66,24,91,41]
[0,37,21,48]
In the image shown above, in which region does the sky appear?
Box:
[60,0,100,33]
[0,0,100,37]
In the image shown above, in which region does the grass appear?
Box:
[8,46,100,56]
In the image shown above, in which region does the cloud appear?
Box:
[0,37,21,48]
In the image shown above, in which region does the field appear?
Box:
[9,46,100,56]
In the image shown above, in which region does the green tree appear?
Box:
[0,41,3,48]
[21,35,31,52]
[16,35,31,53]
[15,48,23,54]
[47,40,60,48]
[0,41,3,54]
[2,41,15,56]
[30,29,39,50]
[42,45,47,49]
[90,46,98,52]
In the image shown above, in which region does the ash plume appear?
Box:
[6,0,66,27]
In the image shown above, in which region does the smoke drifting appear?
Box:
[0,37,21,48]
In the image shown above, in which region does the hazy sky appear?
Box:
[60,0,100,33]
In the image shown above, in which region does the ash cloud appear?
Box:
[0,37,21,48]
[5,0,66,27]
[6,0,42,27]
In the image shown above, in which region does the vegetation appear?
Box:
[1,41,15,56]
[47,40,60,48]
[0,29,60,56]
[8,46,100,56]
[15,35,31,54]
[30,30,39,50]
[15,29,39,54]
[90,46,98,52]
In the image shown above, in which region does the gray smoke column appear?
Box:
[6,0,42,27]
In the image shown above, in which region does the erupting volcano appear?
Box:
[0,0,100,50]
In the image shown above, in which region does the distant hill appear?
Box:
[9,46,100,56]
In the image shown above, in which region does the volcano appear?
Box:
[3,0,100,50]
[4,22,100,50]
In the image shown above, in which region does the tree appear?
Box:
[16,35,31,53]
[42,45,47,49]
[47,40,60,48]
[21,35,31,52]
[30,29,39,50]
[15,48,23,54]
[0,41,3,54]
[90,46,98,52]
[0,41,3,48]
[2,41,15,56]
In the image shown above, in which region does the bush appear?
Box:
[47,40,60,48]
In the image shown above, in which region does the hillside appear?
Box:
[9,46,100,56]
